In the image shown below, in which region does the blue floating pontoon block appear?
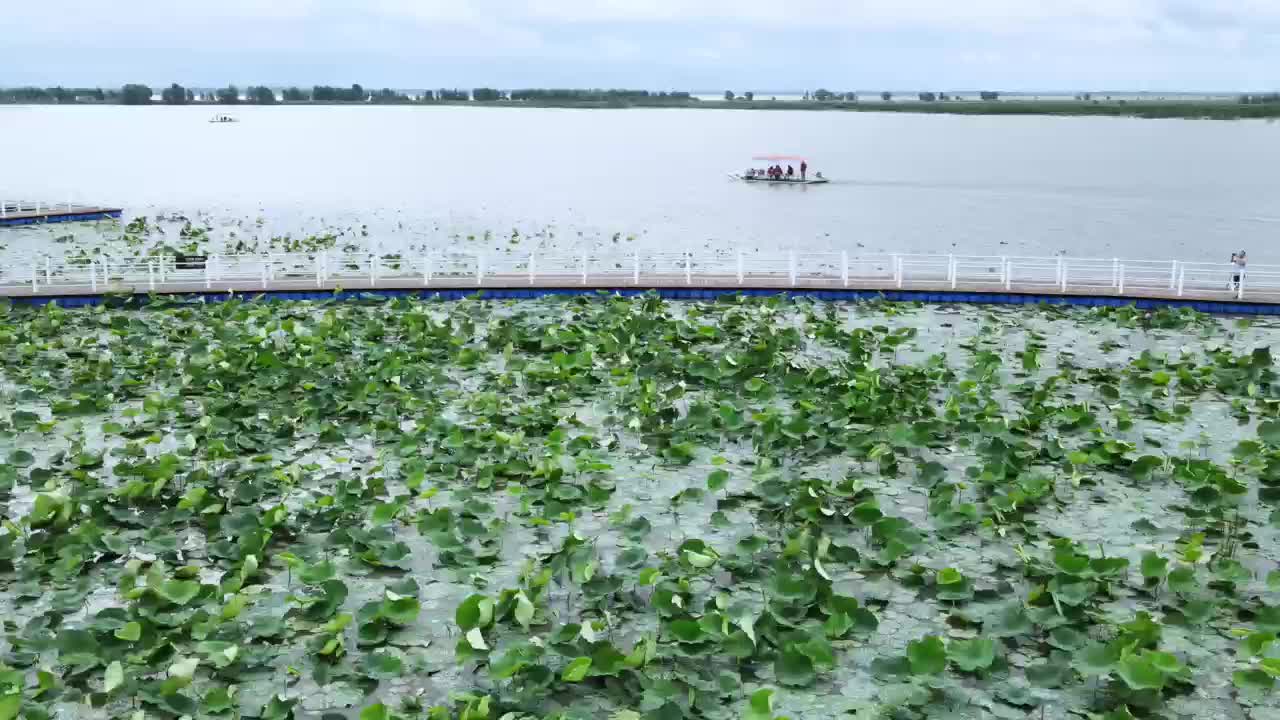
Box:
[5,286,1277,316]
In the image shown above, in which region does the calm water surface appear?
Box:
[2,105,1278,260]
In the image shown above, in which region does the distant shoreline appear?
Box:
[478,99,1280,119]
[4,98,1279,120]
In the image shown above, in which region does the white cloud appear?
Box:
[3,0,1279,88]
[13,0,1277,36]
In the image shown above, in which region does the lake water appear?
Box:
[2,105,1278,261]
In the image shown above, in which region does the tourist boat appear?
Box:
[732,155,829,184]
[209,114,239,124]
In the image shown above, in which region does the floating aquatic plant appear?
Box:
[0,294,1278,719]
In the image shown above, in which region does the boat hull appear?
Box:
[736,176,829,185]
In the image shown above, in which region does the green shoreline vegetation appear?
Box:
[3,293,1280,720]
[3,84,1280,119]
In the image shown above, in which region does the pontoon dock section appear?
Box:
[0,201,123,227]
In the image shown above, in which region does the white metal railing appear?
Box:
[0,199,86,219]
[0,251,1272,303]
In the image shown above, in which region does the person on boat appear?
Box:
[786,165,795,180]
[745,169,756,179]
[800,161,808,180]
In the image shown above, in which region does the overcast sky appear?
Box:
[5,1,1279,91]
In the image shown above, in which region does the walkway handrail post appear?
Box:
[149,260,156,291]
[892,254,902,288]
[1118,264,1126,295]
[1169,260,1177,290]
[685,252,692,286]
[45,257,51,286]
[1111,258,1118,288]
[90,261,97,292]
[425,255,433,286]
[1005,258,1012,291]
[1239,272,1246,301]
[1000,256,1008,289]
[1060,263,1068,292]
[205,256,213,289]
[31,265,38,293]
[477,253,485,287]
[1177,264,1185,297]
[1056,256,1063,287]
[789,250,797,287]
[260,259,267,289]
[581,251,588,285]
[529,253,536,285]
[314,254,322,288]
[369,254,377,285]
[842,251,850,288]
[737,252,744,285]
[632,252,639,285]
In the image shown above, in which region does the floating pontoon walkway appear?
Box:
[0,201,123,227]
[0,251,1276,314]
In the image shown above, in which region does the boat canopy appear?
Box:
[752,155,808,162]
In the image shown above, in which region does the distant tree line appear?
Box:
[4,83,703,105]
[161,83,193,104]
[508,89,691,102]
[1239,93,1280,105]
[0,86,108,103]
[800,90,859,102]
[311,85,367,102]
[4,83,1045,109]
[371,88,414,104]
[121,84,152,104]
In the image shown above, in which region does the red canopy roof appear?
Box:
[752,155,808,162]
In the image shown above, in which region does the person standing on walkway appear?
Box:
[800,161,808,181]
[1231,250,1248,290]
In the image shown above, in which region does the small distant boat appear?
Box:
[732,154,829,184]
[209,114,239,124]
